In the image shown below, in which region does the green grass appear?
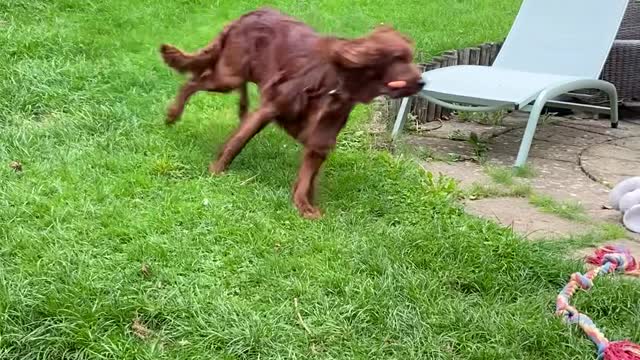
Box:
[2,0,640,358]
[598,223,629,240]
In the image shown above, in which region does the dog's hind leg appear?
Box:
[166,70,244,125]
[238,83,249,121]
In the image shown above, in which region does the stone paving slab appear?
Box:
[560,118,626,137]
[505,124,616,147]
[424,161,490,189]
[426,156,618,224]
[583,141,640,162]
[581,140,640,187]
[465,198,590,240]
[524,158,611,210]
[612,136,640,151]
[404,137,475,160]
[489,135,583,163]
[401,110,640,241]
[415,119,511,141]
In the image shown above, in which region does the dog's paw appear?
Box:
[303,209,322,219]
[208,162,226,175]
[166,106,181,125]
[297,204,322,219]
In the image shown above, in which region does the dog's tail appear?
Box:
[160,23,233,74]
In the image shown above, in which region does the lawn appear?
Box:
[2,0,640,358]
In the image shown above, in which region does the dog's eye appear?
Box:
[387,55,400,63]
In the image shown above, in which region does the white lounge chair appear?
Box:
[392,0,630,167]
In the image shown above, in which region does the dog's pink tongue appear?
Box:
[387,80,407,89]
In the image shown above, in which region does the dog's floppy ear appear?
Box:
[322,36,382,68]
[322,26,414,68]
[373,24,414,47]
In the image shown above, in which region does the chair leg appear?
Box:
[603,84,619,128]
[514,99,546,168]
[391,96,413,140]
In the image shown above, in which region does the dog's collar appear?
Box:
[329,86,347,99]
[329,78,345,97]
[328,87,350,103]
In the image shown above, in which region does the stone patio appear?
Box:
[398,107,640,258]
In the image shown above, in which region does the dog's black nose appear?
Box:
[417,79,426,87]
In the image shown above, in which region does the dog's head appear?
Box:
[326,26,424,101]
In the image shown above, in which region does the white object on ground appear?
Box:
[609,176,640,210]
[620,189,640,214]
[623,204,640,233]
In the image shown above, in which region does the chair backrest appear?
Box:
[617,0,640,40]
[493,0,630,78]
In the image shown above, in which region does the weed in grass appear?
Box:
[540,111,557,126]
[468,183,507,199]
[468,182,532,199]
[529,194,588,222]
[486,165,536,186]
[414,147,437,161]
[456,110,507,126]
[513,164,537,178]
[485,166,515,185]
[467,132,489,163]
[511,182,535,198]
[448,129,468,141]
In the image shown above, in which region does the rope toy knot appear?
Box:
[571,272,594,290]
[557,245,640,360]
[587,245,640,275]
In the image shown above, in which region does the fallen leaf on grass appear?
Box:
[9,161,22,172]
[132,318,152,339]
[140,263,152,279]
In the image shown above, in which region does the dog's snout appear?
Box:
[417,79,426,87]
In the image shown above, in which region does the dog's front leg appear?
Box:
[167,79,202,124]
[293,147,328,219]
[209,105,275,174]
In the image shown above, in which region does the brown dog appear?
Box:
[160,8,423,218]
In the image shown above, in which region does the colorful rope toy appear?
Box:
[556,245,640,359]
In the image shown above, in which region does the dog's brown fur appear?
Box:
[160,8,423,218]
